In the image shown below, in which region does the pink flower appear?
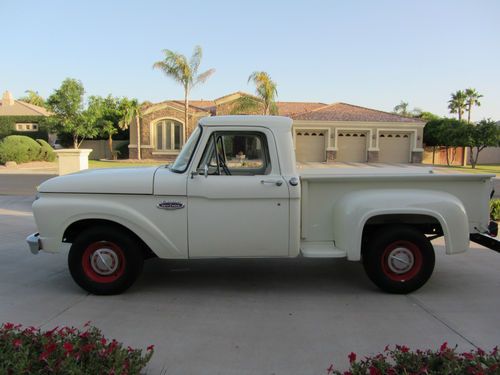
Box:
[348,352,356,363]
[82,343,95,353]
[369,366,381,375]
[44,342,57,354]
[63,342,74,353]
[400,345,409,353]
[13,339,22,348]
[326,364,334,374]
[39,351,49,361]
[440,342,448,352]
[147,344,155,352]
[3,322,14,330]
[101,338,107,346]
[463,352,474,360]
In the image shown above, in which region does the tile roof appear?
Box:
[0,99,51,116]
[276,102,327,117]
[291,102,425,123]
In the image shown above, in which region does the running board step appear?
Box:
[300,241,347,258]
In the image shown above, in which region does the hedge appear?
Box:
[0,116,49,141]
[37,139,56,162]
[0,135,56,164]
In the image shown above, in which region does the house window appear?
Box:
[155,119,183,151]
[15,123,38,132]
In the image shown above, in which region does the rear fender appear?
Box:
[332,189,469,260]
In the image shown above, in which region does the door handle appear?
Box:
[261,179,283,186]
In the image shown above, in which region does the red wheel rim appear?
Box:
[381,240,423,282]
[82,241,126,283]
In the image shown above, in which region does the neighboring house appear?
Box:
[129,91,425,163]
[0,90,51,139]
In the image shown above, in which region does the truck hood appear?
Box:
[38,167,160,194]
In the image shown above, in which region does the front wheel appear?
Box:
[68,226,144,295]
[363,225,435,294]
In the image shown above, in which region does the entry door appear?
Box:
[187,130,290,258]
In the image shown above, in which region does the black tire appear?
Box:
[362,225,435,294]
[68,226,144,295]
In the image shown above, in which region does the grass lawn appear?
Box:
[89,160,167,169]
[433,164,500,177]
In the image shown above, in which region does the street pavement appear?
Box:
[0,193,499,374]
[0,174,56,196]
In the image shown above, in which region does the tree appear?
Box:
[448,90,467,121]
[119,99,142,160]
[393,101,410,116]
[464,119,500,168]
[85,95,124,159]
[464,88,483,124]
[46,78,97,148]
[153,45,215,136]
[19,90,45,107]
[231,71,278,115]
[424,118,467,166]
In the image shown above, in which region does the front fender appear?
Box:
[33,194,187,259]
[332,189,469,260]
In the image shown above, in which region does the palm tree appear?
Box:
[231,71,278,115]
[464,88,483,124]
[448,90,467,121]
[153,46,215,135]
[119,99,142,160]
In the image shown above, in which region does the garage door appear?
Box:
[379,133,411,163]
[337,132,367,162]
[295,131,326,162]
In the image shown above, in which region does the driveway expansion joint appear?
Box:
[407,294,478,348]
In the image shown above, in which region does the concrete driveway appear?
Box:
[0,195,499,374]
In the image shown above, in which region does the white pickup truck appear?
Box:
[27,116,499,295]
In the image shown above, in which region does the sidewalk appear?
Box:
[0,161,58,175]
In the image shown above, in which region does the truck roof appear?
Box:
[198,115,293,130]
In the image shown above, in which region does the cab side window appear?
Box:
[198,132,271,176]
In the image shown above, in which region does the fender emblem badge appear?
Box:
[157,201,185,210]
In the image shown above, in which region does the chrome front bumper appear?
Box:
[26,232,41,254]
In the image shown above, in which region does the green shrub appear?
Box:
[328,343,499,374]
[0,322,154,374]
[37,138,56,162]
[490,199,500,221]
[0,135,42,164]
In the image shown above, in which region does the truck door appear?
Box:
[187,127,290,257]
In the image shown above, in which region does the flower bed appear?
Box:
[0,322,153,374]
[327,343,499,375]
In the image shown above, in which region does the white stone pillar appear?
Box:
[54,149,92,175]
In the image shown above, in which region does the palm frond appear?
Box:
[194,68,216,87]
[230,96,264,115]
[189,45,203,75]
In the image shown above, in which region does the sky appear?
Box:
[1,0,499,121]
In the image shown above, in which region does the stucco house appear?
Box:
[129,92,425,163]
[0,90,51,139]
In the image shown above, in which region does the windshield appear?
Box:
[170,126,202,173]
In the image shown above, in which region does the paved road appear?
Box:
[1,195,499,374]
[0,174,55,196]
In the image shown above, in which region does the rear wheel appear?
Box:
[68,226,144,295]
[363,225,435,294]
